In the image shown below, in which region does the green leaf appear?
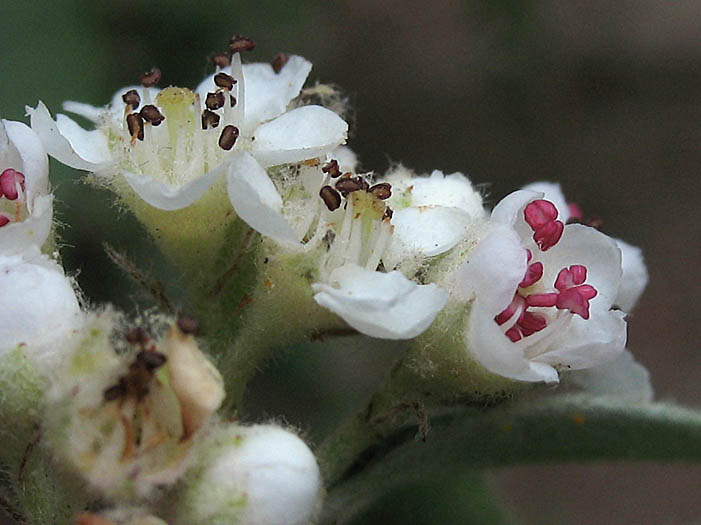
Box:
[322,395,701,524]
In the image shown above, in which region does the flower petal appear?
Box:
[386,205,473,264]
[491,189,542,226]
[614,238,648,311]
[3,119,49,203]
[251,105,347,167]
[0,195,53,254]
[62,101,104,123]
[564,349,653,402]
[312,264,447,339]
[467,302,559,382]
[226,152,298,244]
[410,170,486,218]
[521,181,570,222]
[27,102,109,171]
[122,163,226,211]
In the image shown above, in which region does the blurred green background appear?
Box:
[1,1,699,523]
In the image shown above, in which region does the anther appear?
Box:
[0,168,26,201]
[229,34,256,54]
[125,326,149,346]
[214,72,236,90]
[139,104,164,126]
[335,175,367,196]
[272,53,289,73]
[319,185,341,211]
[136,350,167,372]
[177,315,199,335]
[218,125,239,150]
[201,109,221,129]
[121,89,141,110]
[383,207,394,220]
[0,216,10,227]
[126,113,145,141]
[211,53,230,68]
[103,380,127,402]
[205,91,225,110]
[322,159,341,178]
[140,67,162,87]
[369,182,392,200]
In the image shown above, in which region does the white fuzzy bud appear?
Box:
[174,424,323,525]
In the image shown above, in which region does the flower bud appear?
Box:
[172,424,323,525]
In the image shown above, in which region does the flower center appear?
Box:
[0,168,27,227]
[111,73,242,187]
[494,199,598,343]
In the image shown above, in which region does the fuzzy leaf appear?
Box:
[322,395,701,524]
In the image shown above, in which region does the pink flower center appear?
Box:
[0,168,26,228]
[524,199,564,251]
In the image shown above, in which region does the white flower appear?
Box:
[28,53,347,241]
[454,189,628,382]
[269,160,448,339]
[0,119,52,255]
[175,424,322,525]
[0,250,81,371]
[381,166,487,267]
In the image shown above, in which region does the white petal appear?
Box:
[62,101,104,123]
[226,152,298,244]
[534,309,627,370]
[328,145,357,173]
[564,349,653,402]
[0,254,81,366]
[0,195,53,254]
[521,181,570,222]
[3,120,49,202]
[27,102,109,171]
[491,189,542,225]
[539,224,622,308]
[251,105,347,167]
[614,238,648,311]
[122,163,225,211]
[312,264,447,339]
[410,170,486,218]
[388,206,474,260]
[453,223,527,310]
[467,302,559,383]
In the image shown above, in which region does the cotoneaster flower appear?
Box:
[28,40,347,242]
[0,118,52,254]
[454,188,628,382]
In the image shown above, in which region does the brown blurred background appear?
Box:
[1,1,699,523]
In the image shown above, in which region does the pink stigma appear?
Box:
[0,168,25,201]
[524,199,564,251]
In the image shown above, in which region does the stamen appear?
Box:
[383,207,393,220]
[214,72,236,90]
[322,159,341,178]
[524,199,564,251]
[177,315,199,334]
[335,175,368,196]
[218,125,239,150]
[0,168,25,201]
[555,265,587,291]
[201,109,221,129]
[140,67,162,87]
[122,89,141,110]
[125,326,149,346]
[319,185,341,211]
[519,261,543,288]
[532,221,564,251]
[211,53,230,69]
[369,182,392,200]
[556,285,597,319]
[229,34,256,54]
[126,113,145,142]
[136,350,167,372]
[525,293,558,308]
[139,104,165,126]
[0,215,10,227]
[205,91,226,110]
[272,53,289,73]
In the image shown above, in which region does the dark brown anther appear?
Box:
[201,109,221,130]
[271,53,289,73]
[229,34,256,54]
[335,175,368,196]
[369,182,392,200]
[140,67,162,87]
[139,104,164,126]
[122,89,141,110]
[214,72,236,90]
[125,326,149,345]
[177,315,199,335]
[322,159,341,178]
[218,125,239,150]
[136,350,167,372]
[126,113,145,141]
[103,379,127,402]
[384,207,394,220]
[205,91,226,110]
[319,185,342,211]
[230,94,237,107]
[211,52,231,68]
